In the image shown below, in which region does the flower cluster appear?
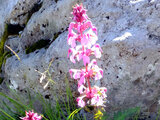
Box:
[20,110,42,120]
[67,4,107,108]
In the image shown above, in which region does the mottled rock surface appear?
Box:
[1,0,160,114]
[0,0,19,37]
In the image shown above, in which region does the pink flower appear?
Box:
[69,68,86,93]
[69,69,81,79]
[76,86,107,107]
[68,48,77,63]
[91,44,103,58]
[68,45,102,66]
[81,29,98,48]
[77,96,86,107]
[82,55,90,66]
[68,22,97,48]
[68,4,107,108]
[67,30,77,48]
[69,59,103,95]
[87,59,103,80]
[78,84,86,94]
[68,5,97,49]
[20,110,42,120]
[81,21,97,35]
[72,4,88,23]
[69,59,103,81]
[90,86,107,106]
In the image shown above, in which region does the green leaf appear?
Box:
[67,108,82,120]
[0,92,29,110]
[0,108,16,120]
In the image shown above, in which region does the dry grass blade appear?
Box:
[5,45,21,62]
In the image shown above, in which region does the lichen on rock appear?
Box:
[0,24,10,83]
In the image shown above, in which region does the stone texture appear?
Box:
[0,0,19,37]
[5,36,20,52]
[6,0,42,26]
[18,0,78,50]
[1,0,160,115]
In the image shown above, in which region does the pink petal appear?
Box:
[68,22,76,33]
[70,55,76,63]
[90,59,97,65]
[79,76,85,86]
[67,48,73,58]
[93,47,101,58]
[99,69,103,77]
[73,71,81,79]
[95,69,103,80]
[83,21,97,34]
[91,44,102,58]
[68,48,77,63]
[77,97,85,107]
[83,55,90,66]
[67,32,77,48]
[78,84,86,94]
[87,29,98,45]
[81,34,88,46]
[70,37,76,48]
[77,52,83,61]
[95,44,103,52]
[91,96,99,105]
[69,69,81,79]
[20,110,42,120]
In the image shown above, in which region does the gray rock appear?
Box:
[0,0,19,38]
[5,36,20,52]
[1,0,160,114]
[6,0,42,26]
[18,0,78,50]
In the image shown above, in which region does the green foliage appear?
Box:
[0,24,11,83]
[0,108,16,120]
[0,79,85,120]
[0,24,8,54]
[0,90,31,120]
[67,108,83,120]
[0,86,151,120]
[100,107,140,120]
[0,51,11,71]
[0,51,11,83]
[156,108,160,120]
[25,39,50,54]
[56,76,85,120]
[113,107,140,120]
[0,24,9,71]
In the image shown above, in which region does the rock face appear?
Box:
[1,0,160,114]
[0,0,19,37]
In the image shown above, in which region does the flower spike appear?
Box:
[67,4,107,108]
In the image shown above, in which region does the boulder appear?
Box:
[1,0,160,114]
